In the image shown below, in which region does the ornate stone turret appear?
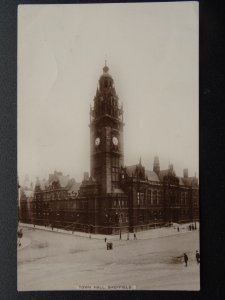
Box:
[92,62,120,120]
[153,156,160,175]
[90,63,124,194]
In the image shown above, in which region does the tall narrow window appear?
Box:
[153,191,157,205]
[147,190,151,205]
[137,192,140,205]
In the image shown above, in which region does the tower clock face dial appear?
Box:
[95,137,100,146]
[112,136,118,146]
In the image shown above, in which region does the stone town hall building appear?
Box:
[19,64,199,234]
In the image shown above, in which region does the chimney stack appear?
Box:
[36,176,40,186]
[183,168,188,178]
[83,172,89,181]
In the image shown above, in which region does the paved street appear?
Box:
[18,225,200,291]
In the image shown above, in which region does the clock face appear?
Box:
[112,136,118,146]
[95,137,100,146]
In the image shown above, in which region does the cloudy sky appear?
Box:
[18,2,199,184]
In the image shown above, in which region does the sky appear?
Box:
[18,2,199,185]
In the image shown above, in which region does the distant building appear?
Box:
[20,171,81,227]
[20,64,199,234]
[19,182,34,224]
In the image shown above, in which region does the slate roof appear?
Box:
[125,165,160,182]
[68,181,81,194]
[178,177,185,185]
[158,169,169,181]
[182,177,198,187]
[57,175,70,188]
[125,165,138,177]
[145,170,160,182]
[125,163,198,188]
[158,169,176,181]
[35,171,79,191]
[40,179,48,190]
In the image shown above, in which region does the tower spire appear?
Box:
[139,157,142,165]
[153,156,160,175]
[90,64,124,194]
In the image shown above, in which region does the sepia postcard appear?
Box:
[17,1,199,291]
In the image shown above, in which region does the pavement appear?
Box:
[18,222,200,291]
[19,221,199,241]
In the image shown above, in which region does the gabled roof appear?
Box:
[158,169,176,181]
[57,175,70,188]
[158,169,169,181]
[68,181,81,194]
[145,170,160,182]
[40,179,48,190]
[182,177,198,187]
[35,171,79,191]
[125,165,137,177]
[178,177,185,185]
[48,171,71,188]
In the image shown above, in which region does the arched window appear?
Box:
[137,192,140,205]
[147,190,151,205]
[158,191,162,205]
[153,191,157,205]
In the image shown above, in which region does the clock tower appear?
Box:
[90,64,124,194]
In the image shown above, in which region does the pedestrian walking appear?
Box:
[177,227,179,232]
[184,253,188,267]
[134,233,137,240]
[196,250,200,264]
[105,237,107,243]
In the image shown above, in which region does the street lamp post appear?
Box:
[119,214,122,240]
[88,225,91,239]
[116,208,122,240]
[76,214,79,232]
[105,213,109,235]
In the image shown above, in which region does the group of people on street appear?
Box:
[17,228,23,247]
[183,250,200,267]
[188,223,197,231]
[104,232,137,244]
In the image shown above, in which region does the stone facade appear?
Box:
[19,64,199,234]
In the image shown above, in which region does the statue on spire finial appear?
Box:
[103,56,109,73]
